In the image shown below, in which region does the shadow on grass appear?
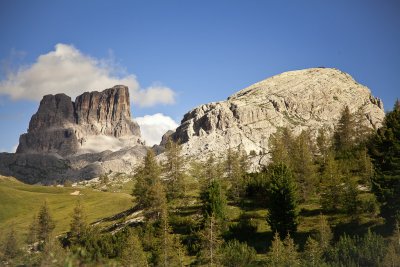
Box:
[299,207,323,217]
[333,217,390,240]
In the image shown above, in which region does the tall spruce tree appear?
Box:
[320,153,343,212]
[37,201,55,242]
[269,127,293,166]
[132,149,167,220]
[316,127,331,165]
[266,163,299,238]
[197,214,223,267]
[201,178,227,222]
[157,215,186,267]
[333,106,356,155]
[163,138,186,201]
[369,100,400,225]
[120,229,148,267]
[69,200,87,246]
[225,148,248,203]
[291,130,317,202]
[1,228,19,261]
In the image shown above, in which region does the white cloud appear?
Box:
[0,43,175,107]
[78,135,125,154]
[135,113,178,146]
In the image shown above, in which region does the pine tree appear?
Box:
[37,201,55,242]
[27,214,38,245]
[201,178,227,222]
[269,127,293,166]
[333,106,356,155]
[203,154,224,183]
[147,180,167,221]
[268,232,285,267]
[69,200,87,246]
[303,237,323,267]
[369,101,400,225]
[315,214,333,253]
[219,239,257,267]
[120,230,148,267]
[267,232,300,267]
[198,214,223,266]
[163,138,187,201]
[383,222,400,267]
[133,149,167,220]
[320,153,343,212]
[266,164,299,238]
[40,235,66,267]
[291,130,317,202]
[2,228,19,260]
[282,234,300,266]
[157,215,185,267]
[225,148,248,203]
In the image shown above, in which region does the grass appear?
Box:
[0,175,134,241]
[0,174,389,266]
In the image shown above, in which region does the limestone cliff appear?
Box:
[0,85,145,184]
[17,85,141,156]
[170,68,385,166]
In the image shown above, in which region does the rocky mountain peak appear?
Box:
[171,68,385,167]
[17,85,141,156]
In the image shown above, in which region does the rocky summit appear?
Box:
[17,85,141,156]
[170,68,385,168]
[0,86,146,184]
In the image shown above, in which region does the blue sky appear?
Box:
[0,0,399,151]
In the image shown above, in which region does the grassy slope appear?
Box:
[0,176,133,240]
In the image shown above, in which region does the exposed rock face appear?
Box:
[170,68,385,167]
[17,85,141,156]
[0,85,146,184]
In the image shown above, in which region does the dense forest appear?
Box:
[1,101,400,266]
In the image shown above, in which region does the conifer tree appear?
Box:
[219,239,257,267]
[315,214,333,253]
[369,100,400,225]
[147,179,167,221]
[267,232,300,267]
[120,230,148,267]
[157,215,185,267]
[198,214,223,267]
[1,228,19,261]
[37,201,55,242]
[69,200,87,246]
[291,130,317,202]
[303,237,323,267]
[40,235,66,267]
[203,154,224,183]
[201,178,227,222]
[283,234,300,266]
[225,148,248,203]
[320,153,343,212]
[266,164,299,238]
[133,149,167,220]
[269,127,293,166]
[268,232,285,267]
[163,138,186,201]
[333,106,356,155]
[383,222,400,266]
[27,214,38,245]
